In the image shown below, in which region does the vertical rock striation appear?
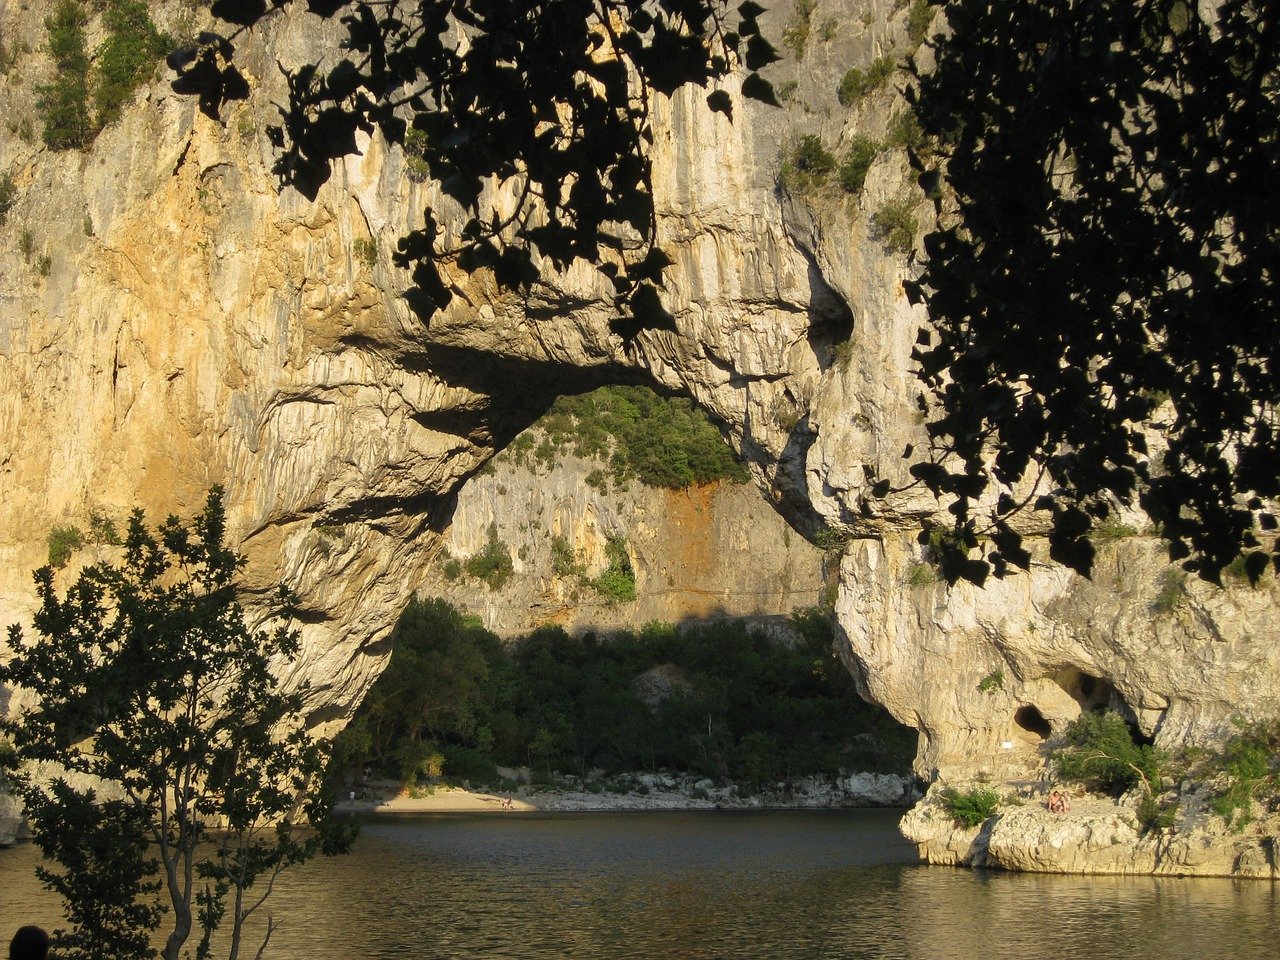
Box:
[0,0,1275,795]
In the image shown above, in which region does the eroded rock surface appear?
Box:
[425,443,823,636]
[902,783,1280,879]
[1,0,1276,808]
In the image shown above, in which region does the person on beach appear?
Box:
[9,926,50,960]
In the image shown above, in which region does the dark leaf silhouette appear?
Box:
[180,1,778,342]
[908,0,1279,582]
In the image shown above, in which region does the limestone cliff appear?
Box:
[427,437,824,636]
[1,0,1276,808]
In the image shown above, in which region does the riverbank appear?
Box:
[333,771,918,815]
[901,781,1280,880]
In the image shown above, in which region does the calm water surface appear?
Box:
[2,810,1277,959]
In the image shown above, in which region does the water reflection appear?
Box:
[2,811,1276,959]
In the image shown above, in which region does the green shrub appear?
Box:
[907,0,936,46]
[777,79,799,103]
[442,556,463,581]
[1136,791,1177,833]
[37,0,93,150]
[590,535,635,602]
[838,136,880,194]
[782,134,837,191]
[403,128,431,182]
[18,229,34,260]
[1150,568,1186,614]
[977,670,1004,694]
[464,524,514,590]
[794,134,836,176]
[95,0,168,129]
[813,527,852,553]
[86,511,120,546]
[37,255,52,277]
[1204,719,1280,828]
[1090,516,1139,542]
[837,68,866,106]
[837,56,896,106]
[550,535,580,577]
[353,237,377,267]
[872,196,918,254]
[48,525,85,568]
[939,786,1000,828]
[1051,710,1165,796]
[0,172,15,225]
[782,0,818,59]
[885,109,923,151]
[907,562,938,586]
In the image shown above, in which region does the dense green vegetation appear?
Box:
[38,1,93,151]
[1051,710,1176,832]
[1201,720,1280,829]
[508,384,749,490]
[37,0,169,150]
[0,172,16,225]
[1051,711,1166,797]
[1052,710,1280,834]
[342,599,914,790]
[939,786,1001,827]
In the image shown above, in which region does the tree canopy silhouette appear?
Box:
[906,0,1278,584]
[173,0,779,338]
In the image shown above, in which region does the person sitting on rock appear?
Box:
[1047,789,1061,813]
[1059,789,1071,813]
[9,926,50,960]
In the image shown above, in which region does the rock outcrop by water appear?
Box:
[0,0,1277,881]
[901,783,1280,879]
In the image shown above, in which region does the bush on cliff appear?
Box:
[38,0,169,150]
[38,0,93,150]
[939,786,1000,828]
[532,385,749,490]
[1051,710,1166,797]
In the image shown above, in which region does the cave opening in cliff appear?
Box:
[1013,705,1052,740]
[1053,667,1114,713]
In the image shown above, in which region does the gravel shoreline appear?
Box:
[332,771,918,816]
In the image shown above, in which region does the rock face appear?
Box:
[901,783,1280,879]
[1,0,1276,815]
[425,438,824,636]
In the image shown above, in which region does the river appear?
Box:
[2,810,1277,959]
